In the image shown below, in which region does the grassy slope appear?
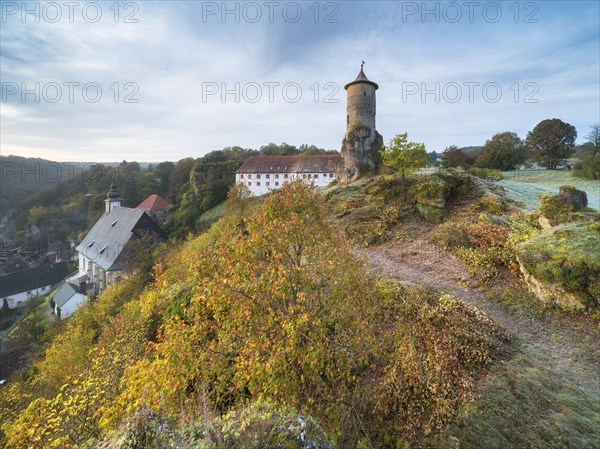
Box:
[498,170,600,211]
[438,349,600,449]
[324,172,600,449]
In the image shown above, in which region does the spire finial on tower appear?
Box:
[361,60,365,70]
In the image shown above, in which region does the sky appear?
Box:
[1,0,599,162]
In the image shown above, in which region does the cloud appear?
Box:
[1,0,598,161]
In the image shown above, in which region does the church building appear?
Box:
[69,181,165,296]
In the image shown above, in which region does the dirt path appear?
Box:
[357,239,600,394]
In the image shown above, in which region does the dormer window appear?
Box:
[100,245,108,254]
[88,241,95,248]
[111,220,118,227]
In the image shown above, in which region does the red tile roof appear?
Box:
[136,194,169,212]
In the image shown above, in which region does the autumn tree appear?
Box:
[118,181,375,429]
[442,145,469,169]
[476,132,526,171]
[525,118,577,169]
[380,133,428,199]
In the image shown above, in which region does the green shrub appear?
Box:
[332,198,361,218]
[345,221,390,246]
[436,169,475,200]
[427,221,472,250]
[417,203,444,224]
[455,247,500,282]
[476,193,506,215]
[468,167,503,180]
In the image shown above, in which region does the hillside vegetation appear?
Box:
[324,170,600,448]
[0,182,510,449]
[2,170,599,448]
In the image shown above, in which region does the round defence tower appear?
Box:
[339,64,383,182]
[345,68,378,137]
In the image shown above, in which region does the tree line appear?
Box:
[439,119,599,178]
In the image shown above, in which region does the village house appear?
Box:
[0,261,69,309]
[50,283,86,319]
[136,194,170,223]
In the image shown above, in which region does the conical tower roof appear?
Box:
[344,67,379,90]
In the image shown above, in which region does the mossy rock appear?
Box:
[558,185,588,209]
[417,203,444,224]
[436,169,474,199]
[539,186,598,226]
[516,221,600,310]
[476,192,506,215]
[412,176,450,208]
[362,175,406,203]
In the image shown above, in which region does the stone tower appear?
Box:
[105,179,122,214]
[339,63,383,182]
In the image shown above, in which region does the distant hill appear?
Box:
[0,156,85,210]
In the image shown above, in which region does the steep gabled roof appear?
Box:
[52,283,78,308]
[236,154,341,174]
[137,194,169,212]
[0,262,69,298]
[76,207,164,272]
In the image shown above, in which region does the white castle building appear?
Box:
[235,154,340,196]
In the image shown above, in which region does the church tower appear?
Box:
[105,179,122,214]
[339,63,383,181]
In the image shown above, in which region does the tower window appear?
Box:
[347,114,349,124]
[363,91,366,96]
